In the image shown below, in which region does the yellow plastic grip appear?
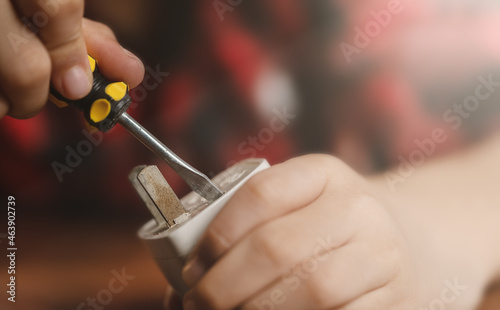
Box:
[90,99,111,123]
[105,82,128,101]
[50,54,132,132]
[49,93,68,108]
[88,55,96,73]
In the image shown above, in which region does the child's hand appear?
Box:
[172,155,422,309]
[0,0,144,119]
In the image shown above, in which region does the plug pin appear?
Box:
[129,165,186,228]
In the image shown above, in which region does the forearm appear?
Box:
[370,133,500,289]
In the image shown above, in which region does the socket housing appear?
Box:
[135,158,270,294]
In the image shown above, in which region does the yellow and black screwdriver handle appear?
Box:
[49,55,132,132]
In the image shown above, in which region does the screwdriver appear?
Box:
[49,55,223,202]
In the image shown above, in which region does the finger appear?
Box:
[83,19,145,88]
[164,285,183,310]
[0,0,51,119]
[241,243,395,310]
[334,285,403,310]
[335,254,418,310]
[183,193,351,310]
[15,0,93,100]
[184,191,389,310]
[183,155,334,285]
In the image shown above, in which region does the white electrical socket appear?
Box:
[136,158,270,295]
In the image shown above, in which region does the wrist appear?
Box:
[368,134,500,291]
[368,173,492,308]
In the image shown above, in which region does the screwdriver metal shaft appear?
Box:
[118,112,223,202]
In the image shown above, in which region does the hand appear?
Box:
[167,155,421,309]
[0,0,145,119]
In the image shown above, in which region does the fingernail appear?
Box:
[182,256,206,286]
[62,65,92,99]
